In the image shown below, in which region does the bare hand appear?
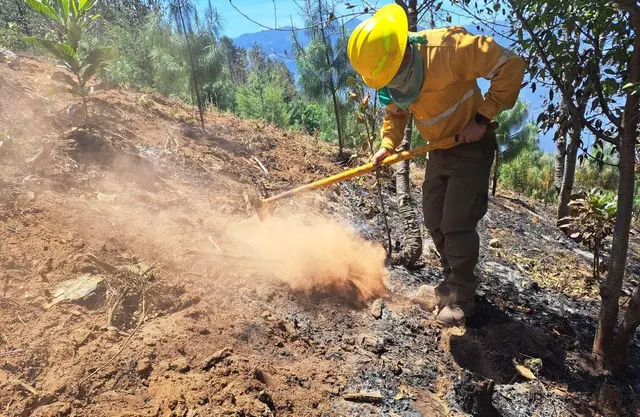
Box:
[458,120,487,143]
[372,148,392,166]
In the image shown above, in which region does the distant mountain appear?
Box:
[231,19,362,76]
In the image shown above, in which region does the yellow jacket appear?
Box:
[380,27,525,151]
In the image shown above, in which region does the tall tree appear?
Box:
[168,0,205,129]
[505,0,639,372]
[219,36,247,84]
[295,0,352,155]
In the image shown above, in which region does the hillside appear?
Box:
[0,56,639,417]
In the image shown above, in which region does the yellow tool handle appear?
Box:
[261,137,455,205]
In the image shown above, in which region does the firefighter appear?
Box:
[347,4,525,326]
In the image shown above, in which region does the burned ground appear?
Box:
[1,56,639,417]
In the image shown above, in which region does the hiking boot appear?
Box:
[436,298,475,327]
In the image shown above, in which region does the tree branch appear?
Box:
[509,1,620,147]
[228,0,365,33]
[578,142,620,168]
[578,27,624,129]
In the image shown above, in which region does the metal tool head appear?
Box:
[249,195,272,222]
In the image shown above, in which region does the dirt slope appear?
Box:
[1,56,639,417]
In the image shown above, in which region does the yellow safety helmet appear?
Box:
[347,4,408,90]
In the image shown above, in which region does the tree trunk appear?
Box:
[178,5,205,130]
[554,101,568,194]
[318,0,344,155]
[329,88,344,154]
[390,0,422,266]
[491,149,500,196]
[393,115,423,265]
[613,284,640,373]
[556,123,579,225]
[594,33,640,368]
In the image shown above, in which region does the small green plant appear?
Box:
[24,0,118,115]
[560,188,617,283]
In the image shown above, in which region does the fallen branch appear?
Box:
[0,370,38,395]
[87,253,117,273]
[79,311,147,384]
[253,156,269,175]
[343,391,384,404]
[0,349,25,357]
[208,235,223,252]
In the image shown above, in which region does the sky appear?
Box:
[198,0,559,153]
[201,0,475,38]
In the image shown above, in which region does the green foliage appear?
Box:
[219,36,247,84]
[493,101,538,162]
[560,188,617,280]
[0,22,31,49]
[506,0,630,154]
[294,0,354,153]
[574,144,619,192]
[24,0,118,111]
[204,76,236,112]
[500,147,556,202]
[236,79,289,128]
[289,99,328,135]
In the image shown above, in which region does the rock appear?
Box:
[57,402,72,416]
[258,390,276,412]
[253,367,266,383]
[358,333,387,354]
[489,238,502,248]
[169,356,190,373]
[370,298,384,319]
[96,192,116,202]
[0,48,19,69]
[136,358,152,378]
[202,347,232,371]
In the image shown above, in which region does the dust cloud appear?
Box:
[225,213,389,302]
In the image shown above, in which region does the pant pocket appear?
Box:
[441,177,488,234]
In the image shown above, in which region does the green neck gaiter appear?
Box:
[385,41,424,110]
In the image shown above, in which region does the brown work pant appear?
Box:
[422,132,496,300]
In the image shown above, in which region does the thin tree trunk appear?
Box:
[391,0,422,266]
[329,88,344,154]
[393,115,423,265]
[178,3,205,130]
[595,33,640,368]
[557,124,579,225]
[491,149,500,196]
[555,101,568,194]
[318,0,344,155]
[613,284,640,373]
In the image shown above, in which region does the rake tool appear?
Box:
[250,123,498,221]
